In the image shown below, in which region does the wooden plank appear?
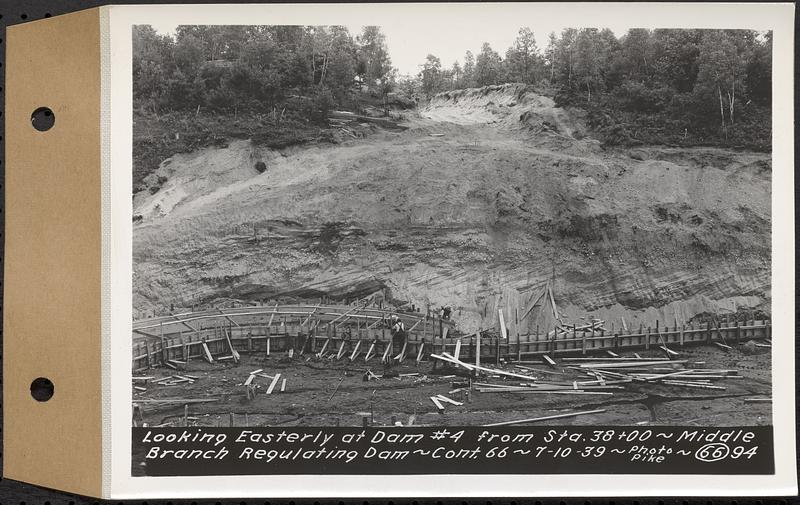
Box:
[430,396,445,413]
[498,309,508,339]
[243,374,255,386]
[542,354,557,368]
[381,342,392,363]
[394,341,408,362]
[224,329,240,363]
[216,308,241,328]
[432,353,547,381]
[169,311,200,334]
[349,339,362,361]
[266,373,282,394]
[336,340,347,359]
[483,409,606,426]
[301,304,321,327]
[280,378,287,392]
[476,331,481,369]
[454,339,462,360]
[133,399,219,404]
[317,337,330,358]
[520,286,547,322]
[435,394,463,406]
[201,342,214,363]
[547,283,559,321]
[364,341,376,362]
[416,342,425,363]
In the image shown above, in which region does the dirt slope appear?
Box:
[133,84,771,332]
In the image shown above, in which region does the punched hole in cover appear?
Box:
[31,107,55,131]
[30,377,54,402]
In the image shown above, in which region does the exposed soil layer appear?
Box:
[134,343,771,428]
[133,85,771,335]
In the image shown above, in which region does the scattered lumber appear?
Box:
[577,360,687,369]
[744,398,771,403]
[430,396,446,413]
[435,394,463,406]
[483,409,606,426]
[429,133,445,137]
[329,111,408,130]
[542,355,557,368]
[714,342,733,351]
[281,378,287,392]
[432,353,543,381]
[266,373,282,394]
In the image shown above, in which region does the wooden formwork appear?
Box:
[132,306,771,370]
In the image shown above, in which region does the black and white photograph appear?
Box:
[130,17,775,435]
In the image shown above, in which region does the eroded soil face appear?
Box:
[133,84,770,334]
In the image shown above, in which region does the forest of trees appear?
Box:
[407,28,771,135]
[134,25,772,149]
[134,24,395,117]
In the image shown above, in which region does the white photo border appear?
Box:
[106,2,796,498]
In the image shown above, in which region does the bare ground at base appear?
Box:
[134,342,771,428]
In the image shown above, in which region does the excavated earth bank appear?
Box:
[133,84,771,333]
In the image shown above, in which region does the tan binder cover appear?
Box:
[4,7,103,497]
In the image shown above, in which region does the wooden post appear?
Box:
[495,336,500,365]
[184,404,189,427]
[160,322,167,364]
[515,308,521,362]
[144,340,152,368]
[735,320,741,343]
[229,413,235,427]
[266,328,271,356]
[679,323,685,347]
[581,326,586,354]
[645,327,651,350]
[475,330,481,370]
[707,321,712,344]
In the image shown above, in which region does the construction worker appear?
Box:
[384,315,406,371]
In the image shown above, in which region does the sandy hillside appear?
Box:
[133,84,771,332]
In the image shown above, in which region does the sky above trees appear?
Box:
[146,21,630,76]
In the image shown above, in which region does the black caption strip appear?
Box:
[133,426,773,476]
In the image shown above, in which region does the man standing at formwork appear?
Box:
[385,315,406,371]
